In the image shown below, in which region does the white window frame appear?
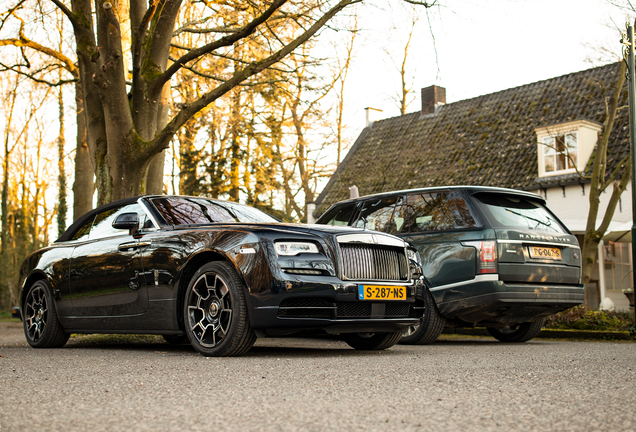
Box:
[542,131,578,174]
[535,120,602,178]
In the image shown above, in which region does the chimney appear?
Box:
[364,107,383,127]
[421,85,446,115]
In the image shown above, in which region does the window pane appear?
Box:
[353,197,400,233]
[319,203,356,226]
[545,154,555,172]
[70,216,95,241]
[90,203,143,240]
[543,137,555,155]
[473,193,567,233]
[565,132,578,169]
[407,191,477,232]
[151,197,277,225]
[556,151,566,170]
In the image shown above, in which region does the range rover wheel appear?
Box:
[400,289,445,345]
[184,262,256,357]
[23,280,69,348]
[342,331,403,350]
[486,319,544,343]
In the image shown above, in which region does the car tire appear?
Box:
[399,289,445,345]
[342,331,403,350]
[162,334,189,345]
[486,318,544,343]
[23,280,69,348]
[184,262,256,357]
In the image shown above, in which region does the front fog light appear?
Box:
[274,242,319,256]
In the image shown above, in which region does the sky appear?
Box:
[338,0,631,131]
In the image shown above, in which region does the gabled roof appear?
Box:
[316,62,629,214]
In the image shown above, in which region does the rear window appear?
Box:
[472,193,567,234]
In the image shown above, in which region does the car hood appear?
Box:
[170,222,406,245]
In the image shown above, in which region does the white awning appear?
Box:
[559,219,633,243]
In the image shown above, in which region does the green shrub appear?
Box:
[545,305,635,332]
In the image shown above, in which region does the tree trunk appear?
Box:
[145,83,172,195]
[1,87,16,261]
[57,85,68,236]
[229,86,242,201]
[73,83,95,220]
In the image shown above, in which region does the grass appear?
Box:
[0,310,20,322]
[544,305,635,335]
[67,333,165,346]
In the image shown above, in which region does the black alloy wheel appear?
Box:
[342,331,403,350]
[400,288,446,345]
[23,280,69,348]
[486,318,545,343]
[184,262,256,357]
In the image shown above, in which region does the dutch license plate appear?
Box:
[358,285,407,300]
[530,246,562,260]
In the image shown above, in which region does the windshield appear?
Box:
[473,193,567,234]
[150,197,279,225]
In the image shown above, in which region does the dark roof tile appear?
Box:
[316,62,628,214]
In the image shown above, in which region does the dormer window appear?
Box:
[542,132,578,173]
[535,120,602,178]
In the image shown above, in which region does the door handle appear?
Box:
[118,241,151,251]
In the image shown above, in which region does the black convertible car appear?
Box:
[19,196,423,356]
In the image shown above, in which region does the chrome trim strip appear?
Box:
[429,274,499,292]
[498,239,580,249]
[137,198,161,229]
[336,233,405,247]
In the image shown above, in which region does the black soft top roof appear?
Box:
[56,196,141,243]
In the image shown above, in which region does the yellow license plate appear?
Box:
[358,285,407,300]
[529,246,562,260]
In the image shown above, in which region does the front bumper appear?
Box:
[432,278,585,324]
[247,279,423,336]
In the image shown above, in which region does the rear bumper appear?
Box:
[432,277,585,324]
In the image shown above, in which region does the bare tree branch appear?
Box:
[0,62,77,86]
[150,0,287,93]
[403,0,438,6]
[50,0,80,28]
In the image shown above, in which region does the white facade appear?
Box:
[529,182,633,311]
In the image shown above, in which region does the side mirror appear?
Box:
[112,212,139,230]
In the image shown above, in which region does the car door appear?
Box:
[404,190,482,287]
[69,203,148,317]
[351,195,410,236]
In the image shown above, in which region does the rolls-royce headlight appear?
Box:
[407,247,421,265]
[274,242,319,256]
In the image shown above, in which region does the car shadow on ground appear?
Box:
[52,334,554,358]
[60,334,422,357]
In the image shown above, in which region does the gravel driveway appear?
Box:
[1,324,635,432]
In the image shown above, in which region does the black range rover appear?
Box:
[316,186,584,344]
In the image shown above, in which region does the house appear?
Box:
[314,62,633,311]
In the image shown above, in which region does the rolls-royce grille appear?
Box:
[339,244,408,281]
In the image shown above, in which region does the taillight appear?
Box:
[462,240,498,274]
